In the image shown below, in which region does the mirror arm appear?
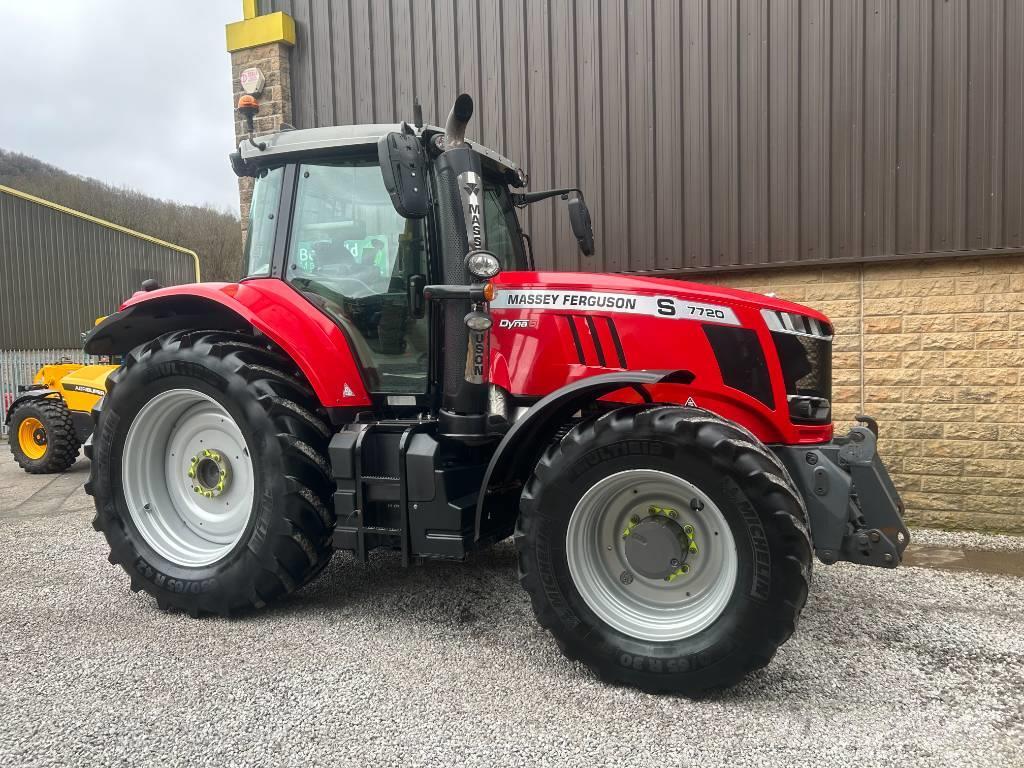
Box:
[512,187,582,208]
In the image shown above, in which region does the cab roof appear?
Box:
[238,123,523,181]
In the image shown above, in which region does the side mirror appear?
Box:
[378,131,429,218]
[568,192,595,256]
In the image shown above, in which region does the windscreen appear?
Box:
[243,166,284,277]
[483,179,529,271]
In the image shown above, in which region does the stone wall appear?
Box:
[691,254,1024,533]
[229,42,293,239]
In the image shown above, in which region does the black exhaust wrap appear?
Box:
[435,98,490,435]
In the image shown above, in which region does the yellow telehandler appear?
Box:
[7,361,116,473]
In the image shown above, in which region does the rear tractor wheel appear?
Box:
[516,406,812,694]
[8,398,80,474]
[86,331,336,616]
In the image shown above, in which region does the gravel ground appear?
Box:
[1,453,1023,767]
[909,527,1024,552]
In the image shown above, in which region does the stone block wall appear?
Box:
[229,41,293,240]
[691,254,1024,533]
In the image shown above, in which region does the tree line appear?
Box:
[0,150,242,282]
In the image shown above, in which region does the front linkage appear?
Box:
[775,416,911,568]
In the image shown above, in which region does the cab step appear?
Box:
[329,420,493,564]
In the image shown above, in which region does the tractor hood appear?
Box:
[488,271,834,445]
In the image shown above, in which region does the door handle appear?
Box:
[408,274,426,318]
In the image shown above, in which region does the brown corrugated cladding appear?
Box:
[269,0,1024,273]
[0,190,196,349]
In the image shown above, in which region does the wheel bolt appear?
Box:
[683,524,695,535]
[630,515,641,525]
[619,571,633,585]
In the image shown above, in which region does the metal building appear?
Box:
[263,0,1024,274]
[0,184,198,432]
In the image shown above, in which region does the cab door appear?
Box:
[285,159,430,395]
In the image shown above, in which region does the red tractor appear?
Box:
[84,95,908,694]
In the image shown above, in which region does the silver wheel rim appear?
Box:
[566,469,738,642]
[122,389,255,568]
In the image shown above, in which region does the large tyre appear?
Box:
[516,405,812,694]
[85,330,335,616]
[8,398,80,473]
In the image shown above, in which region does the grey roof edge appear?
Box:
[239,123,523,177]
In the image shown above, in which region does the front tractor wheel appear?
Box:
[516,406,812,694]
[86,331,335,616]
[9,398,80,473]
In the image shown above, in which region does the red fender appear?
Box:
[92,280,372,408]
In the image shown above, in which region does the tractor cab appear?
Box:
[234,119,537,400]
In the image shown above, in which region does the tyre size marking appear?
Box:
[134,556,218,594]
[490,289,741,326]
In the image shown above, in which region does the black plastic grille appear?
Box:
[561,315,627,368]
[703,325,775,409]
[772,332,832,424]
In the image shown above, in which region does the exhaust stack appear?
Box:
[444,93,474,148]
[433,94,495,439]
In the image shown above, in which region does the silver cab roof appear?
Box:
[239,123,523,177]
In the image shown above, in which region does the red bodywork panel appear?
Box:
[119,280,372,407]
[121,272,832,445]
[489,272,833,445]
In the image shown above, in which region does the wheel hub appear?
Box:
[622,506,700,582]
[623,515,686,580]
[188,449,232,498]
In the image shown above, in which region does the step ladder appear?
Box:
[332,420,436,566]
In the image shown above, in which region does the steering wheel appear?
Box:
[314,276,379,298]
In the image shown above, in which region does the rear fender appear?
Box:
[84,281,373,407]
[474,369,694,540]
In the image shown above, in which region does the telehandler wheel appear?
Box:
[8,398,80,474]
[516,405,812,695]
[85,330,335,617]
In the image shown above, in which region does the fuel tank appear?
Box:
[488,272,834,445]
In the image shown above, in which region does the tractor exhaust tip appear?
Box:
[444,93,474,148]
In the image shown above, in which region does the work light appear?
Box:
[466,251,501,279]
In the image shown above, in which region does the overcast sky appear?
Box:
[1,0,240,212]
